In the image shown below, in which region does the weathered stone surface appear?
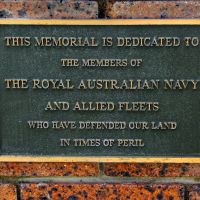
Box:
[21,183,185,200]
[0,162,99,177]
[104,163,200,177]
[0,184,17,200]
[106,1,200,19]
[189,185,200,200]
[0,0,98,19]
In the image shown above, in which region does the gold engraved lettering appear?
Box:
[4,37,31,46]
[60,139,71,146]
[45,102,70,111]
[164,79,199,90]
[73,102,115,111]
[118,102,159,112]
[117,139,144,147]
[52,121,76,129]
[61,59,79,67]
[74,139,101,147]
[77,79,159,90]
[5,79,28,89]
[34,37,98,47]
[117,37,180,47]
[32,79,74,90]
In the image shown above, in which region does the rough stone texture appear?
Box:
[21,183,185,200]
[0,162,99,177]
[104,163,200,177]
[189,185,200,200]
[106,1,200,19]
[0,0,98,19]
[0,184,17,200]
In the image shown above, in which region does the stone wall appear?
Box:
[0,1,200,199]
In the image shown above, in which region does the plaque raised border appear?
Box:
[0,19,200,163]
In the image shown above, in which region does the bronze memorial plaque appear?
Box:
[0,20,200,162]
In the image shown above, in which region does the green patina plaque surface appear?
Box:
[0,24,200,158]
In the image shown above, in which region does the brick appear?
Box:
[189,185,200,200]
[0,184,17,200]
[0,0,98,19]
[106,1,200,19]
[104,163,200,177]
[20,183,185,200]
[21,184,105,200]
[0,162,99,177]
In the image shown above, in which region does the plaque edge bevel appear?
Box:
[0,19,200,25]
[1,156,200,163]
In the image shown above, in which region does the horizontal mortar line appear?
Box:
[1,176,200,184]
